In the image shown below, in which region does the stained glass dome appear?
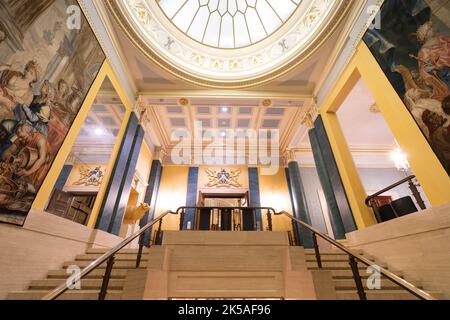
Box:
[157,0,302,49]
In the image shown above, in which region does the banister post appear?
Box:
[312,232,322,269]
[348,256,367,300]
[408,179,426,210]
[136,233,145,268]
[266,209,273,231]
[291,219,299,246]
[179,208,185,230]
[98,256,115,300]
[154,218,163,245]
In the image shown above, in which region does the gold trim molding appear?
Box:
[105,0,353,89]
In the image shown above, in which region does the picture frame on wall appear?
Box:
[0,0,106,226]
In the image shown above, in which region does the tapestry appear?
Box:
[363,0,450,175]
[0,0,105,226]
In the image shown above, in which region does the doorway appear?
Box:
[194,192,256,231]
[46,190,97,225]
[335,78,429,223]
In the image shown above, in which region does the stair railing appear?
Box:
[275,210,437,300]
[41,209,177,300]
[176,206,277,231]
[365,175,426,223]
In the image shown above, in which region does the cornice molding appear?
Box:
[78,0,137,105]
[105,0,353,89]
[315,0,385,105]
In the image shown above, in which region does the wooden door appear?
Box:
[46,189,73,218]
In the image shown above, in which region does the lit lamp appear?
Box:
[390,147,409,173]
[389,147,427,210]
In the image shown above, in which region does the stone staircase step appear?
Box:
[47,269,128,279]
[307,257,389,269]
[306,255,349,262]
[6,290,122,300]
[307,262,369,270]
[62,260,143,269]
[333,279,410,291]
[28,279,125,290]
[74,254,148,262]
[304,249,363,255]
[336,290,420,300]
[85,248,147,254]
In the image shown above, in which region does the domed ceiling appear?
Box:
[106,0,352,89]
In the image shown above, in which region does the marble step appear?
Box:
[85,248,147,254]
[304,249,363,255]
[333,279,411,291]
[306,261,371,270]
[6,290,122,300]
[336,290,420,300]
[47,269,128,279]
[306,255,349,262]
[62,260,143,269]
[74,253,148,262]
[28,279,125,290]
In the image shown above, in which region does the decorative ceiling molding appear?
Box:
[138,90,313,99]
[105,0,353,89]
[315,0,384,105]
[79,0,137,104]
[292,144,399,169]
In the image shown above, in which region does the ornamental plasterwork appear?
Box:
[205,168,242,188]
[107,0,351,87]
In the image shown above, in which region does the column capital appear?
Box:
[284,149,298,165]
[153,147,167,163]
[301,99,320,129]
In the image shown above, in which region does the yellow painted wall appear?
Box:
[319,42,450,230]
[153,166,189,232]
[135,142,153,184]
[258,167,293,232]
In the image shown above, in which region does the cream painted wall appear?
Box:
[258,167,293,232]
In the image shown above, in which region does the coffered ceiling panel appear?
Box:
[140,96,305,154]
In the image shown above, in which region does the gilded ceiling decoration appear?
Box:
[106,0,352,88]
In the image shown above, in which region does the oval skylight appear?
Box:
[157,0,302,49]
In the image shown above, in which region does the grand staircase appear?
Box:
[6,231,439,300]
[305,249,440,300]
[6,248,145,300]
